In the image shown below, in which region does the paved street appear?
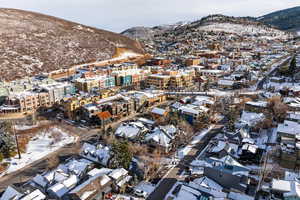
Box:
[147,125,223,200]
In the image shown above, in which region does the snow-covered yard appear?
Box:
[177,126,213,159]
[14,124,39,131]
[1,127,77,176]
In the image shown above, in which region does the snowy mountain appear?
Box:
[122,14,289,42]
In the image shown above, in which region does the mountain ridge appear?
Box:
[258,6,300,32]
[122,14,287,41]
[0,8,144,81]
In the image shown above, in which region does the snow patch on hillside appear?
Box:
[198,22,286,38]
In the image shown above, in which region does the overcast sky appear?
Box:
[1,0,299,32]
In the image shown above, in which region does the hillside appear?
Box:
[122,15,287,42]
[258,6,300,33]
[121,21,188,40]
[177,15,285,37]
[124,15,289,55]
[0,8,144,81]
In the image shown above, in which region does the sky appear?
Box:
[0,0,299,32]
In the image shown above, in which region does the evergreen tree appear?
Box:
[290,56,297,74]
[0,121,16,158]
[110,141,133,169]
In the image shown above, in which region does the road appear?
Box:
[147,125,223,200]
[0,101,170,192]
[256,55,292,90]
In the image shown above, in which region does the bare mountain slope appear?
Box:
[0,8,144,81]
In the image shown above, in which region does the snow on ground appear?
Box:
[265,81,300,91]
[112,52,141,60]
[134,182,156,197]
[73,51,142,68]
[177,126,213,159]
[191,126,213,145]
[14,124,39,131]
[298,31,300,36]
[1,127,77,176]
[198,22,286,38]
[268,128,278,144]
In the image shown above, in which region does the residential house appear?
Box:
[150,107,168,119]
[145,125,177,152]
[80,143,111,167]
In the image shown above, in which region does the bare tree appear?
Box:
[268,96,288,122]
[46,156,60,170]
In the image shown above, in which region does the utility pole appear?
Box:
[12,121,21,159]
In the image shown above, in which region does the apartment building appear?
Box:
[185,58,201,66]
[146,70,194,89]
[48,68,76,80]
[75,75,116,93]
[147,74,170,89]
[3,82,75,114]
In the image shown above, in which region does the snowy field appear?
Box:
[265,81,300,91]
[14,124,39,131]
[1,127,77,176]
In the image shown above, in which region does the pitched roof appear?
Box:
[151,107,167,116]
[0,186,23,200]
[97,111,112,120]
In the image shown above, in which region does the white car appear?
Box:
[134,189,148,198]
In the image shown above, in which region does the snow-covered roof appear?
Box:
[242,144,258,154]
[190,176,223,192]
[0,186,23,200]
[31,174,48,188]
[145,126,175,148]
[272,179,291,192]
[62,159,92,176]
[218,79,235,86]
[62,174,78,188]
[151,107,167,116]
[81,143,111,166]
[48,183,69,198]
[69,173,111,198]
[137,117,155,125]
[134,182,155,195]
[284,181,300,198]
[228,191,254,200]
[109,168,128,180]
[87,168,112,177]
[19,189,46,200]
[43,170,69,184]
[288,113,300,121]
[240,111,265,127]
[277,120,300,136]
[246,101,268,108]
[194,96,214,104]
[210,141,238,154]
[174,185,201,200]
[116,175,132,187]
[115,122,147,139]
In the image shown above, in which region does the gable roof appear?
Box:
[0,186,23,200]
[97,111,112,120]
[151,107,167,116]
